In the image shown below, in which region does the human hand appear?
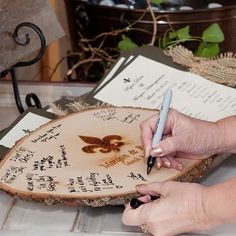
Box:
[141,109,221,170]
[122,181,216,236]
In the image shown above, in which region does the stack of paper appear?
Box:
[86,46,236,122]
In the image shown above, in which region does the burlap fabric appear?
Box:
[165,45,236,87]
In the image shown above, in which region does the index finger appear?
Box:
[140,114,158,158]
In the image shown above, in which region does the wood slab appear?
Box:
[0,107,228,207]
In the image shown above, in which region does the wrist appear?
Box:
[201,185,227,228]
[215,117,236,153]
[183,184,220,232]
[194,185,221,231]
[201,120,222,155]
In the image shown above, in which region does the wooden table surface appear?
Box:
[0,81,236,236]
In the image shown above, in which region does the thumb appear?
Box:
[150,136,185,157]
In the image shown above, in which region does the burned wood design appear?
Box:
[79,135,124,153]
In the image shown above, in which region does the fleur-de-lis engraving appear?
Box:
[79,135,124,153]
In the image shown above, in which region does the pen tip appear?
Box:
[147,166,151,175]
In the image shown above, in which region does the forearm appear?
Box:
[204,177,236,226]
[216,115,236,153]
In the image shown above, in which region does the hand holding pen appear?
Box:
[130,89,172,209]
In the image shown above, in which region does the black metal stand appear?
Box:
[0,22,46,113]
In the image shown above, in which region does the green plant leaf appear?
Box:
[195,42,220,58]
[176,26,191,40]
[168,31,177,39]
[161,37,172,48]
[152,0,166,6]
[202,23,224,43]
[117,35,138,52]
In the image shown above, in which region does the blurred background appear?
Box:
[1,0,235,83]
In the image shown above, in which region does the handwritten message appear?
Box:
[26,173,57,192]
[67,172,123,193]
[33,145,70,171]
[92,108,141,124]
[31,124,62,143]
[1,166,26,184]
[10,147,35,164]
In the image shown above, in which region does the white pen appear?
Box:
[147,88,173,175]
